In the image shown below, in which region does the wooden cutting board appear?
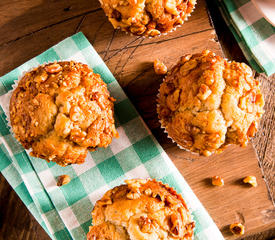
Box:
[0,0,274,239]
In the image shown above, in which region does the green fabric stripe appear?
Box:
[0,143,12,171]
[223,0,249,12]
[215,0,275,75]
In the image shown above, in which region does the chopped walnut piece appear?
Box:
[211,176,224,187]
[147,29,161,37]
[230,223,245,236]
[54,113,72,137]
[243,176,257,187]
[126,192,140,200]
[152,192,165,201]
[144,188,152,196]
[138,216,155,233]
[34,71,48,83]
[247,121,257,138]
[70,106,85,122]
[166,89,180,111]
[125,179,147,191]
[97,199,112,206]
[70,127,87,143]
[180,59,197,72]
[197,84,212,101]
[57,175,71,186]
[169,213,182,236]
[154,59,168,75]
[180,54,192,63]
[165,195,177,206]
[45,63,62,73]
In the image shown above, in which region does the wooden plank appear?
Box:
[167,144,275,239]
[0,174,49,240]
[0,0,213,76]
[0,16,82,76]
[0,0,100,46]
[98,29,220,87]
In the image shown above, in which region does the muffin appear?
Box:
[157,50,264,156]
[99,0,197,37]
[10,61,118,166]
[87,179,194,240]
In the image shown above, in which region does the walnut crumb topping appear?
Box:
[100,0,197,37]
[87,179,194,240]
[157,50,264,156]
[10,61,119,166]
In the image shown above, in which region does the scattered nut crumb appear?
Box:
[230,223,245,235]
[211,176,224,187]
[154,59,168,75]
[57,175,71,186]
[243,176,257,187]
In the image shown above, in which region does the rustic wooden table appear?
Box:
[0,0,274,239]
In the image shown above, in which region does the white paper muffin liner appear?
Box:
[0,66,42,154]
[156,81,200,156]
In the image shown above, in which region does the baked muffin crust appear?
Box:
[100,0,197,37]
[87,179,194,240]
[157,50,264,156]
[10,61,118,166]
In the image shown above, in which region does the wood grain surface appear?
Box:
[0,0,274,239]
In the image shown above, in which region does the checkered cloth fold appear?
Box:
[216,0,275,76]
[0,32,224,240]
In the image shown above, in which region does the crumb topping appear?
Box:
[87,179,194,240]
[10,61,118,166]
[157,50,264,156]
[100,0,197,37]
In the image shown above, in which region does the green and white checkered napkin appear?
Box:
[216,0,275,76]
[0,32,224,240]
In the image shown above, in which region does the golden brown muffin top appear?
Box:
[10,61,118,166]
[87,179,194,240]
[100,0,196,37]
[157,50,264,156]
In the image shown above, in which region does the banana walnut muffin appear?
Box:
[99,0,197,37]
[157,50,264,156]
[10,61,118,166]
[87,179,194,240]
